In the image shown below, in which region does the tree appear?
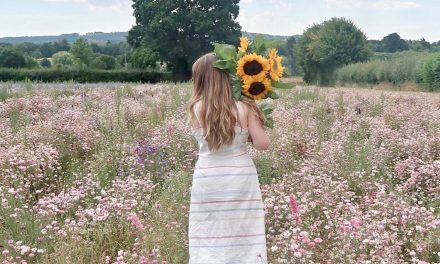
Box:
[130,40,159,69]
[40,58,52,68]
[381,33,409,53]
[295,18,372,85]
[24,56,40,69]
[0,47,26,68]
[52,51,77,69]
[90,54,117,70]
[128,0,241,80]
[70,38,93,66]
[284,36,299,75]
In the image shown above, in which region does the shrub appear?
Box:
[421,53,440,91]
[52,51,78,69]
[40,58,52,68]
[90,54,117,70]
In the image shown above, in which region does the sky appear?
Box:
[0,0,439,42]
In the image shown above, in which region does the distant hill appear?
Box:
[0,31,299,45]
[242,32,300,41]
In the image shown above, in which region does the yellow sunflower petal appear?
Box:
[238,37,249,53]
[268,48,284,81]
[242,76,272,101]
[236,53,270,81]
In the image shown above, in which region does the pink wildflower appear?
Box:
[127,214,145,230]
[351,218,362,229]
[289,194,302,224]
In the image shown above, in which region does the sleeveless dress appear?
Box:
[188,106,268,264]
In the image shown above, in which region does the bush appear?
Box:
[40,58,52,68]
[24,56,40,69]
[90,54,117,70]
[421,53,440,91]
[0,48,26,68]
[0,69,172,83]
[52,51,78,69]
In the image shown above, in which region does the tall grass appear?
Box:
[336,51,430,87]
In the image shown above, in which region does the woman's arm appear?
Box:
[247,105,270,150]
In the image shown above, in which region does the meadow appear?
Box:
[0,81,439,264]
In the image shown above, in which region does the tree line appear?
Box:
[0,39,161,71]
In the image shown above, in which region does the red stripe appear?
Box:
[191,199,261,204]
[189,233,265,240]
[195,165,253,170]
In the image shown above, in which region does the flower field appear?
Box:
[0,82,439,264]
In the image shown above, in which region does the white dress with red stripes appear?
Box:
[188,120,268,263]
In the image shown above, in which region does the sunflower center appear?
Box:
[244,60,263,76]
[249,82,266,95]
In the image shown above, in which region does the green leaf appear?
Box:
[213,60,229,70]
[213,59,236,73]
[272,80,295,89]
[267,91,279,100]
[260,108,274,129]
[214,43,237,61]
[232,82,243,100]
[252,35,267,55]
[258,102,274,115]
[265,117,274,129]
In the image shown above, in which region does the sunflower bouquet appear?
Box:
[213,35,293,128]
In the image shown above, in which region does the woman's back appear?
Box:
[191,100,250,158]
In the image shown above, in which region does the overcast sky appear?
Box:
[0,0,439,42]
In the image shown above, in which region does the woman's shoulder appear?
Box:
[235,100,249,114]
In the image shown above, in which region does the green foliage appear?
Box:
[52,51,78,69]
[381,33,410,53]
[70,38,93,66]
[40,58,51,68]
[130,45,159,69]
[0,47,26,68]
[421,53,440,91]
[336,51,430,86]
[295,17,372,86]
[258,103,274,129]
[39,39,71,58]
[408,38,431,52]
[0,68,171,83]
[128,0,241,79]
[90,54,117,70]
[284,36,300,76]
[24,56,40,69]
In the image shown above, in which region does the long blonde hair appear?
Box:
[187,53,265,151]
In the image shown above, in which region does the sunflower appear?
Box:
[237,53,270,82]
[238,37,249,53]
[268,48,284,81]
[242,76,272,101]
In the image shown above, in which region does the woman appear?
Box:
[187,53,270,263]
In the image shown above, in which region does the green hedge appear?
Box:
[0,68,172,83]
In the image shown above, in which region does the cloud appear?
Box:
[44,0,132,12]
[326,0,421,9]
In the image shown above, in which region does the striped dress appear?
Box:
[188,122,268,264]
